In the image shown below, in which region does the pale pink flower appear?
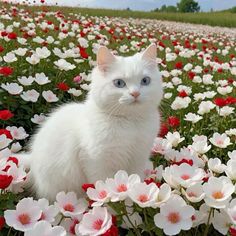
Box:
[209,133,232,148]
[4,198,42,231]
[42,90,59,103]
[6,126,29,140]
[77,207,112,236]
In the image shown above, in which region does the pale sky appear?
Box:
[13,0,236,11]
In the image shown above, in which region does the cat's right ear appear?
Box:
[97,46,116,72]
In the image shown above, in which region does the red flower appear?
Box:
[226,96,236,105]
[214,98,227,107]
[82,183,95,192]
[158,123,169,137]
[0,174,13,189]
[172,159,193,166]
[8,32,17,40]
[102,225,119,236]
[0,216,5,230]
[158,41,165,48]
[0,110,14,120]
[188,71,196,80]
[79,47,89,59]
[0,129,13,139]
[178,90,188,97]
[144,178,161,188]
[0,67,13,76]
[168,116,180,128]
[230,227,236,236]
[7,157,19,166]
[175,62,183,69]
[57,82,69,91]
[0,45,4,53]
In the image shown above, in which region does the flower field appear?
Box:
[0,2,236,236]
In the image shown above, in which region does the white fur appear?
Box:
[27,45,163,201]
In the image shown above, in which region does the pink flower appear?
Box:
[73,75,82,84]
[77,207,112,236]
[55,192,87,217]
[4,198,42,231]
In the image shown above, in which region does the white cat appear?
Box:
[25,44,163,201]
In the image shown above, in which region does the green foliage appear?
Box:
[177,0,200,12]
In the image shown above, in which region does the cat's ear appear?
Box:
[141,44,157,67]
[97,46,116,72]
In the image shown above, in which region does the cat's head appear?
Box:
[89,44,163,117]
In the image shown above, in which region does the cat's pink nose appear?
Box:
[130,91,140,98]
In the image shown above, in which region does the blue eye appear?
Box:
[141,76,151,86]
[113,79,126,88]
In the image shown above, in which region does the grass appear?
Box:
[20,4,236,28]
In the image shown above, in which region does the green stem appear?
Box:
[7,227,12,236]
[203,208,213,236]
[143,209,154,236]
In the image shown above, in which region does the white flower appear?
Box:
[154,183,172,207]
[226,129,236,137]
[1,83,23,95]
[55,192,87,218]
[165,132,185,148]
[14,48,27,56]
[31,114,46,124]
[225,159,236,180]
[190,138,211,155]
[163,163,205,189]
[11,142,22,153]
[0,134,12,149]
[106,170,140,202]
[208,158,226,174]
[18,76,34,86]
[35,73,51,85]
[4,198,41,231]
[217,106,235,117]
[6,126,29,140]
[128,182,159,208]
[25,221,66,236]
[77,207,112,236]
[36,198,59,223]
[198,101,216,115]
[217,86,233,95]
[184,113,202,123]
[35,47,51,59]
[203,176,235,209]
[42,90,59,103]
[68,88,82,97]
[182,183,205,203]
[154,195,194,235]
[54,59,76,71]
[209,133,232,148]
[87,180,110,207]
[212,210,232,235]
[26,54,40,65]
[227,199,236,225]
[171,97,191,110]
[228,150,236,160]
[151,137,172,155]
[20,89,40,103]
[4,52,17,63]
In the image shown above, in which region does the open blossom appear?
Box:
[20,89,40,103]
[163,163,205,189]
[36,198,59,223]
[203,176,235,209]
[225,159,236,180]
[212,209,232,235]
[25,221,66,236]
[0,134,12,149]
[208,158,226,174]
[6,126,29,140]
[1,82,23,95]
[35,73,51,85]
[106,170,140,202]
[42,90,59,102]
[154,195,195,235]
[31,114,46,124]
[18,76,34,86]
[209,133,232,148]
[77,207,112,236]
[26,54,40,64]
[151,137,172,155]
[35,47,51,59]
[4,198,41,231]
[182,183,205,203]
[171,97,191,110]
[184,112,202,123]
[197,101,216,115]
[165,132,185,147]
[86,180,110,207]
[128,182,159,208]
[228,150,236,160]
[55,192,87,218]
[54,59,76,71]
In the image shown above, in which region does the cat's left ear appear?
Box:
[97,46,116,72]
[141,44,157,67]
